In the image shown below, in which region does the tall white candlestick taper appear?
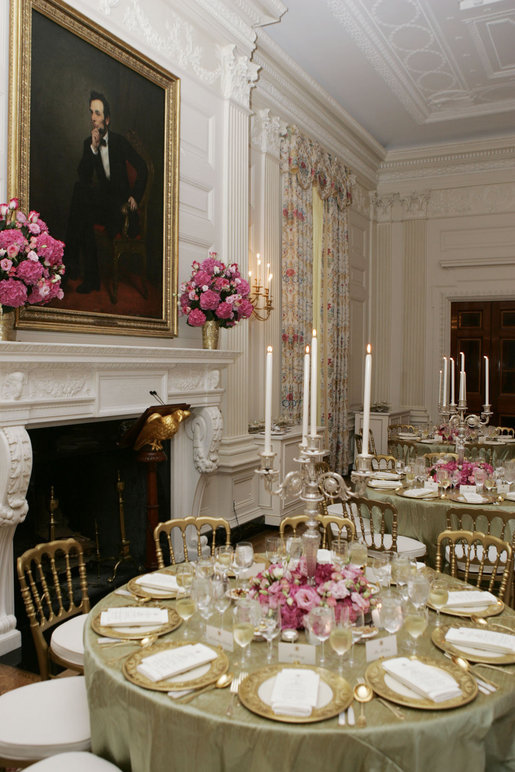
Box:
[310,330,318,436]
[442,357,448,408]
[484,355,489,405]
[302,345,310,445]
[461,352,465,372]
[459,352,466,405]
[450,357,455,405]
[438,369,443,406]
[362,344,372,456]
[257,254,262,288]
[264,346,273,454]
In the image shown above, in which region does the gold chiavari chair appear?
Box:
[388,439,417,465]
[316,514,355,548]
[153,516,231,568]
[495,426,515,439]
[465,442,494,466]
[279,515,309,542]
[354,430,377,456]
[436,529,513,602]
[339,497,426,559]
[423,452,458,467]
[370,454,397,472]
[17,538,90,681]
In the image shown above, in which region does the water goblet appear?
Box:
[407,571,430,608]
[175,563,195,596]
[211,575,231,630]
[428,579,448,627]
[232,598,260,667]
[436,467,451,498]
[404,465,415,488]
[403,603,428,653]
[285,536,303,566]
[395,460,405,476]
[371,553,391,589]
[484,476,496,498]
[349,540,368,570]
[259,603,281,663]
[329,607,353,674]
[192,576,213,635]
[234,542,254,587]
[265,536,282,567]
[305,606,334,666]
[214,545,234,578]
[379,590,404,635]
[391,553,410,600]
[473,467,486,493]
[331,540,349,571]
[196,556,215,579]
[451,469,461,491]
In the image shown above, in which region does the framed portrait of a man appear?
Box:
[8,0,180,336]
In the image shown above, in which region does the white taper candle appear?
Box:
[310,330,318,436]
[442,357,448,408]
[302,345,310,445]
[484,355,489,405]
[450,357,455,405]
[264,346,273,453]
[362,344,372,456]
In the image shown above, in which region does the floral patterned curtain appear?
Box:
[280,126,353,472]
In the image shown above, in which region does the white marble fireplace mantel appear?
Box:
[0,341,238,654]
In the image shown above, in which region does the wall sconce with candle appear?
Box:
[249,253,273,322]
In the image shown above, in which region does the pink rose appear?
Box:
[8,198,19,210]
[187,308,207,327]
[199,290,220,311]
[0,258,13,272]
[295,586,320,612]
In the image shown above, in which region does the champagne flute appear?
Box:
[176,563,195,596]
[403,603,428,653]
[329,607,353,674]
[259,603,281,663]
[436,467,450,498]
[176,594,196,639]
[212,575,231,630]
[391,554,410,601]
[232,599,259,667]
[306,606,334,666]
[265,536,282,566]
[192,576,213,635]
[214,545,234,578]
[428,579,448,627]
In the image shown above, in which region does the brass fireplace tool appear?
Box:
[108,470,140,583]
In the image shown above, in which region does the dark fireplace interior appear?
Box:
[12,418,171,672]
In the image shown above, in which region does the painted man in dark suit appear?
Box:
[65,91,148,293]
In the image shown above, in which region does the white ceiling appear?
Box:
[263,0,515,150]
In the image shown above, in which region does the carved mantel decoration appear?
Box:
[0,341,236,655]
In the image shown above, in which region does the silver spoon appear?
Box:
[106,634,158,664]
[353,683,373,727]
[470,615,515,634]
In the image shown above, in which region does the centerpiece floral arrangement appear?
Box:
[0,198,65,310]
[436,424,459,443]
[429,458,494,486]
[248,558,372,630]
[179,252,253,328]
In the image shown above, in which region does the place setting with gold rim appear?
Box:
[431,624,515,666]
[91,605,181,640]
[126,569,180,600]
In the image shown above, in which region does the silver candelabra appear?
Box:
[439,398,492,464]
[256,432,354,583]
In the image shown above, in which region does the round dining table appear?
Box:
[84,572,515,772]
[365,486,515,567]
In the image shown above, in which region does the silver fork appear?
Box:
[226,671,246,717]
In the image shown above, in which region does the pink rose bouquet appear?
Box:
[0,198,65,310]
[179,252,252,328]
[429,459,493,486]
[248,558,372,630]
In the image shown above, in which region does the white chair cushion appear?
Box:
[444,544,506,575]
[0,676,91,761]
[51,614,87,668]
[327,503,371,535]
[29,751,122,771]
[366,533,426,558]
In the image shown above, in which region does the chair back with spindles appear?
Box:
[153,516,231,567]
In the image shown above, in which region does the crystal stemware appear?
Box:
[232,598,260,667]
[428,579,448,627]
[403,603,428,653]
[175,563,195,596]
[329,607,352,674]
[305,606,334,666]
[214,545,234,578]
[379,590,404,635]
[192,576,213,635]
[391,553,410,600]
[234,542,254,587]
[259,603,281,663]
[265,536,282,566]
[211,575,231,630]
[407,571,430,608]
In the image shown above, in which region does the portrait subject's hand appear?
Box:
[127,196,138,211]
[91,128,101,151]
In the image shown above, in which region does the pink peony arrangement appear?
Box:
[0,198,65,311]
[429,459,493,486]
[179,253,252,328]
[248,558,372,630]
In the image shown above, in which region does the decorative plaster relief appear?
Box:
[0,427,31,527]
[221,44,259,108]
[186,406,223,473]
[350,181,371,217]
[28,369,91,401]
[168,368,221,393]
[251,109,282,157]
[429,183,515,218]
[0,372,25,401]
[399,191,431,218]
[371,192,397,222]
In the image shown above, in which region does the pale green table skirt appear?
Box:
[85,582,515,772]
[365,488,515,567]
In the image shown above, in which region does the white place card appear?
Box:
[205,624,234,652]
[425,480,438,492]
[365,633,397,662]
[460,484,477,496]
[278,641,317,665]
[100,607,168,627]
[497,482,510,495]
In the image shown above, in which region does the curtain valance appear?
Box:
[280,126,353,208]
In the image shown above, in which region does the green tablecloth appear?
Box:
[84,580,515,772]
[365,487,515,566]
[389,439,515,467]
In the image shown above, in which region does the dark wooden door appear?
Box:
[451,301,515,428]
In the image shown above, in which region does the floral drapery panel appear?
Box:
[280,126,353,472]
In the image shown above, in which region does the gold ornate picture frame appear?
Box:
[8,0,180,336]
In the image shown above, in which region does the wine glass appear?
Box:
[404,465,415,488]
[371,552,392,589]
[214,545,234,578]
[391,554,410,600]
[436,467,450,498]
[451,469,461,491]
[211,575,231,630]
[259,603,281,663]
[285,536,303,566]
[407,571,430,608]
[234,542,254,587]
[428,579,448,627]
[175,594,196,640]
[265,536,282,566]
[403,603,428,653]
[232,598,260,667]
[349,540,368,570]
[305,606,334,666]
[196,557,215,579]
[379,591,404,635]
[484,475,496,498]
[348,608,365,668]
[473,467,486,493]
[329,607,353,674]
[331,540,349,571]
[192,576,213,635]
[395,459,405,476]
[175,563,195,596]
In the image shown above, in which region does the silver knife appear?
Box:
[347,705,356,726]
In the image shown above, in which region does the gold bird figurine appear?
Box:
[133,408,191,451]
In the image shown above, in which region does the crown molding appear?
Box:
[379,134,515,182]
[253,30,385,188]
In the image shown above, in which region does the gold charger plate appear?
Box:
[365,656,477,710]
[91,606,181,640]
[238,664,352,724]
[427,598,504,619]
[431,625,515,665]
[446,493,494,505]
[396,488,439,501]
[127,570,178,600]
[122,640,229,693]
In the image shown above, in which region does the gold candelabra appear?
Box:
[249,254,273,322]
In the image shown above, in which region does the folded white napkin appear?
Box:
[460,492,485,504]
[372,472,401,481]
[444,591,497,610]
[445,627,515,654]
[137,643,217,682]
[270,668,320,717]
[100,607,168,627]
[317,549,332,564]
[135,573,179,592]
[505,492,515,502]
[368,479,399,489]
[382,657,462,703]
[402,488,436,498]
